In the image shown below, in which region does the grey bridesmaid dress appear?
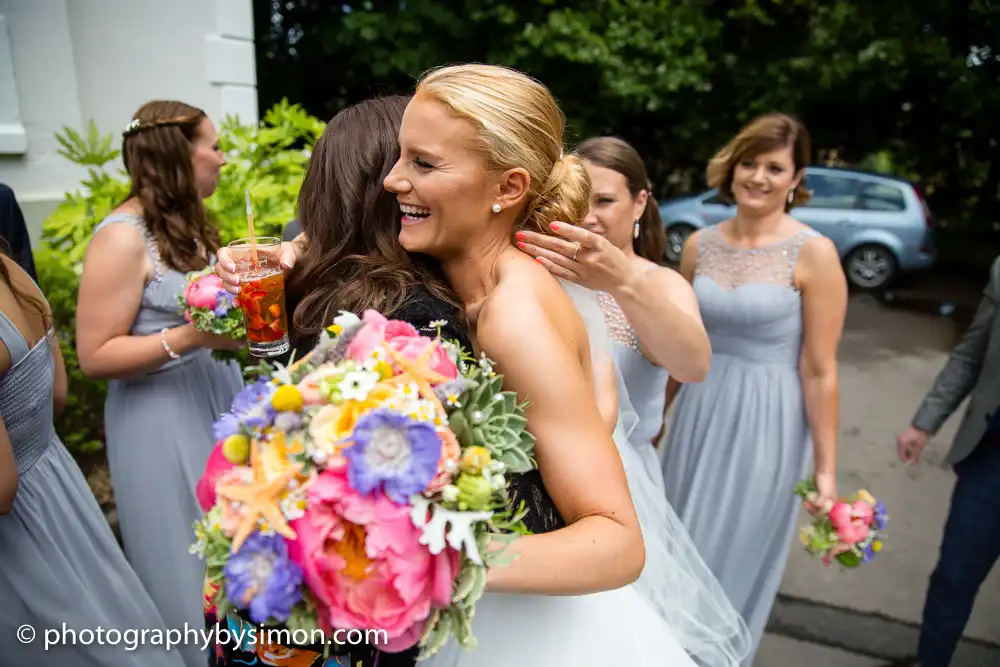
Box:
[93,212,244,667]
[596,287,669,490]
[661,225,820,665]
[0,281,185,666]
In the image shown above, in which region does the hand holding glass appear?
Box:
[228,237,290,357]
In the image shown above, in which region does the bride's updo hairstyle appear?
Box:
[415,64,591,233]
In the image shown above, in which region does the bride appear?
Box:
[382,63,751,667]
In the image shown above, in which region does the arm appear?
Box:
[75,223,203,380]
[478,285,644,595]
[594,351,620,433]
[0,417,16,513]
[2,255,68,413]
[662,232,702,411]
[51,333,68,416]
[609,264,710,382]
[797,237,848,484]
[518,223,709,381]
[911,258,1000,434]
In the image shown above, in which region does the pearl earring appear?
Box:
[492,203,502,213]
[633,220,640,239]
[787,190,795,205]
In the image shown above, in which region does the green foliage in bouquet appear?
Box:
[33,101,324,457]
[792,478,839,555]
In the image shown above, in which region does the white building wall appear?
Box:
[0,0,258,244]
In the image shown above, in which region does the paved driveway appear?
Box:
[662,292,1000,665]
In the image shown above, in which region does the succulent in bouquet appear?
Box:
[191,310,537,660]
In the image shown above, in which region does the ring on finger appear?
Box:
[571,242,580,261]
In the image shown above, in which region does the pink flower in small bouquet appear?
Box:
[185,273,226,309]
[190,310,538,660]
[176,267,246,363]
[793,478,887,568]
[828,500,874,546]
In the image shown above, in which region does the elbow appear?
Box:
[618,525,646,586]
[76,349,110,381]
[675,359,709,384]
[799,361,837,387]
[77,357,104,381]
[671,344,711,384]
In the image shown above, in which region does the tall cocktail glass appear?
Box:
[228,236,290,358]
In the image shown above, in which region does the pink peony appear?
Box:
[196,442,236,512]
[185,274,225,310]
[828,501,873,545]
[286,467,459,652]
[345,310,458,380]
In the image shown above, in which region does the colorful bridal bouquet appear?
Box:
[191,310,536,660]
[793,478,888,568]
[177,267,246,362]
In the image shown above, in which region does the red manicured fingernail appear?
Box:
[536,257,544,263]
[549,222,560,230]
[516,242,526,249]
[515,231,526,240]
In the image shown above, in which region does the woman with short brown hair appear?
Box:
[660,112,848,664]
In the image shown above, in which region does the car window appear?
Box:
[703,192,728,205]
[858,182,906,212]
[801,174,862,209]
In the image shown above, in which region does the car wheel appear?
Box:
[844,244,898,291]
[664,224,695,264]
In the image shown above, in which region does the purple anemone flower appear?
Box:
[232,378,275,414]
[211,378,276,438]
[212,413,242,441]
[224,531,303,624]
[873,500,888,531]
[343,408,442,503]
[213,290,233,318]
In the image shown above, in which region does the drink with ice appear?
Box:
[228,236,290,358]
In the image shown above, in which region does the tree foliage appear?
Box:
[252,0,1000,258]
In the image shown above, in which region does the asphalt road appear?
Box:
[663,290,1000,666]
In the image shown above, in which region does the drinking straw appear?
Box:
[245,189,259,269]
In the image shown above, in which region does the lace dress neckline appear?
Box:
[695,225,819,293]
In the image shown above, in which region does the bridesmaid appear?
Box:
[210,95,468,667]
[0,249,184,666]
[76,100,245,667]
[660,113,847,665]
[515,136,710,482]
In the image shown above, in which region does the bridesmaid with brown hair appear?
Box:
[76,100,245,667]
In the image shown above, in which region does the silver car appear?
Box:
[659,166,936,290]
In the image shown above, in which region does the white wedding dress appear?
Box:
[422,282,750,667]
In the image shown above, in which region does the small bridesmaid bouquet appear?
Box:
[176,267,246,362]
[793,477,888,568]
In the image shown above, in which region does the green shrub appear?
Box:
[37,100,324,457]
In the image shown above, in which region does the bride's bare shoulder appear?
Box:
[477,255,583,359]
